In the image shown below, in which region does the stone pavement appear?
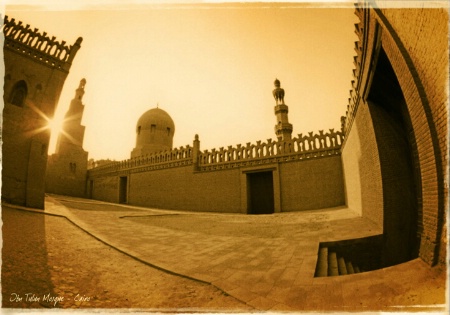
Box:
[7,194,448,312]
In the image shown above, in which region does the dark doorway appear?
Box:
[119,176,128,204]
[247,171,274,214]
[367,47,420,266]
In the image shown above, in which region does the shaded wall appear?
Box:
[341,102,383,226]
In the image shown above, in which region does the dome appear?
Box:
[137,108,175,132]
[131,107,175,158]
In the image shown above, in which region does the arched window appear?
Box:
[9,80,28,107]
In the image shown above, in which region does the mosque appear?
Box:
[2,1,448,285]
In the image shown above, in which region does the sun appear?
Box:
[48,115,65,135]
[47,115,65,154]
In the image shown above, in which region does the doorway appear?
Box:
[367,47,420,266]
[119,176,128,204]
[247,171,275,214]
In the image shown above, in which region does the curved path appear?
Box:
[33,195,447,311]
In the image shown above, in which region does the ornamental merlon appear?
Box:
[2,15,83,72]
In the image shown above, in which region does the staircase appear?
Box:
[314,235,383,277]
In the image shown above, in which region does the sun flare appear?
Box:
[47,115,65,154]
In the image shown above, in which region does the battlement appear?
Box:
[88,145,193,176]
[198,129,343,171]
[89,128,343,177]
[2,16,83,72]
[341,6,365,140]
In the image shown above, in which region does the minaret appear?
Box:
[46,78,89,198]
[55,78,87,153]
[273,79,293,141]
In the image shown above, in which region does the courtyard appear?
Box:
[1,195,447,312]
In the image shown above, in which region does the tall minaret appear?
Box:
[55,78,87,153]
[273,79,293,141]
[46,78,89,198]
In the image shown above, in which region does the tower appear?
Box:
[1,16,82,208]
[45,79,89,197]
[273,79,293,141]
[55,78,87,152]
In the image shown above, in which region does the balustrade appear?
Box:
[89,145,193,176]
[199,129,343,167]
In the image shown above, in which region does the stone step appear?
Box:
[337,255,348,275]
[327,251,339,276]
[345,260,355,274]
[315,246,328,277]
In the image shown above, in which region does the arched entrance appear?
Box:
[367,47,421,266]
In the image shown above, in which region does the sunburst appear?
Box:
[23,102,80,154]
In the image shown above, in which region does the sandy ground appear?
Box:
[1,207,254,311]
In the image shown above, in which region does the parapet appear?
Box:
[89,128,344,176]
[2,16,83,72]
[199,129,344,171]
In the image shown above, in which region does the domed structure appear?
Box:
[131,107,175,158]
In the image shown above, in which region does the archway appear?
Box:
[367,47,420,266]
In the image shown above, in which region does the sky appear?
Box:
[3,1,361,161]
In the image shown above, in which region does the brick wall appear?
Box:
[279,156,345,211]
[128,166,242,212]
[343,4,448,265]
[375,7,448,265]
[341,102,383,227]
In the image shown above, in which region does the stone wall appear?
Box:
[279,156,345,212]
[129,166,242,213]
[46,146,88,198]
[1,16,82,209]
[90,156,345,214]
[90,175,119,203]
[341,101,383,226]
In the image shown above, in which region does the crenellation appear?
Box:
[89,144,193,177]
[196,128,343,169]
[2,15,82,72]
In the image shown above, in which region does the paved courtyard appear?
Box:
[2,194,447,312]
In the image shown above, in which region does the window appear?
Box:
[167,127,171,135]
[9,80,28,107]
[137,126,141,135]
[151,124,156,132]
